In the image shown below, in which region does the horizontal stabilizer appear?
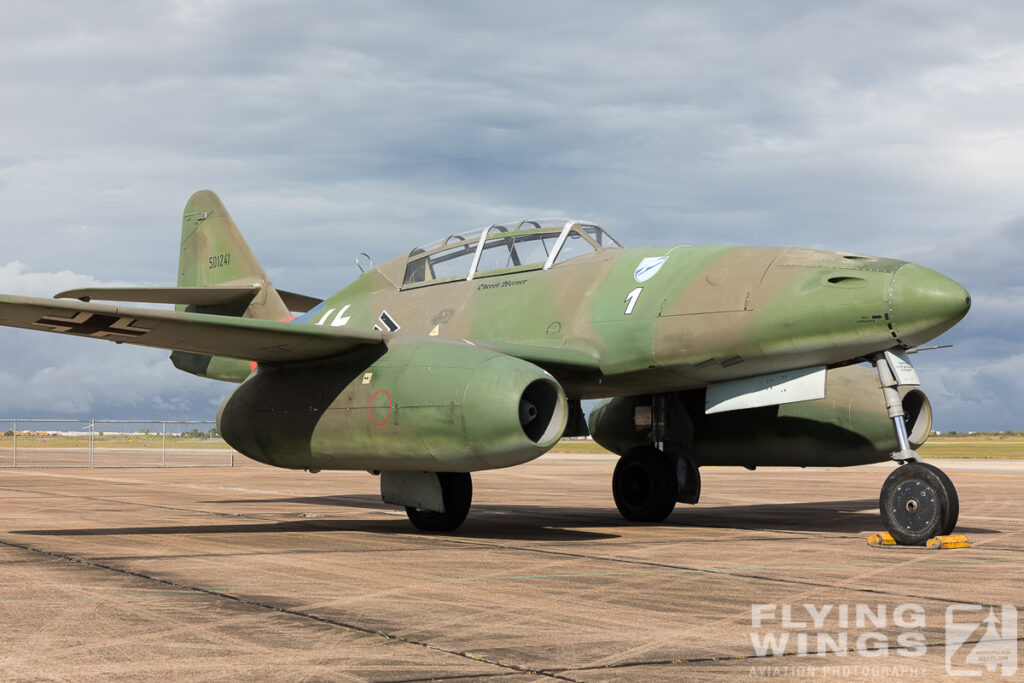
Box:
[276,289,324,313]
[55,286,260,306]
[55,286,323,312]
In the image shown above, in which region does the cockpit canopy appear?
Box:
[402,219,622,288]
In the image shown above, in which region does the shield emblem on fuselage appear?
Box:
[634,256,668,283]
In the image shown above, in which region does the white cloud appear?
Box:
[0,326,229,419]
[0,261,143,299]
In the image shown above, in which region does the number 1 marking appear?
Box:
[624,287,643,315]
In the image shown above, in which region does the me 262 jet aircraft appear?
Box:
[0,191,971,543]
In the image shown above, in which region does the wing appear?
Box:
[0,294,381,363]
[0,293,602,377]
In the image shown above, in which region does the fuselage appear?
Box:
[298,241,970,399]
[203,215,969,472]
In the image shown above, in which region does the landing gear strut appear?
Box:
[872,353,919,464]
[872,351,959,544]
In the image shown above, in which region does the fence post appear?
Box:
[161,422,166,466]
[12,419,16,467]
[89,419,94,467]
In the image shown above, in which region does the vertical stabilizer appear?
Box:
[178,190,289,320]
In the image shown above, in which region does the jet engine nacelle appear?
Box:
[218,341,567,472]
[589,364,931,467]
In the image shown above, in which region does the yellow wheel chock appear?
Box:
[867,532,971,549]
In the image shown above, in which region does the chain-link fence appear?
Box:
[0,420,235,468]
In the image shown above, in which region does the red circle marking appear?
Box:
[369,389,392,426]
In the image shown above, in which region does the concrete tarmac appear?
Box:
[1,454,1021,681]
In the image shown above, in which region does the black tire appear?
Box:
[879,462,955,545]
[919,462,959,535]
[405,472,472,532]
[612,446,677,522]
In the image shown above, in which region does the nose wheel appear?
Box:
[879,461,959,545]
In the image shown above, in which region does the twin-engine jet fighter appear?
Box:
[0,191,971,543]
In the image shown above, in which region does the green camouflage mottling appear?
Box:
[178,190,289,320]
[0,190,970,474]
[317,241,966,400]
[218,339,565,472]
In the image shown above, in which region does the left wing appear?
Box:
[0,294,382,363]
[0,294,604,379]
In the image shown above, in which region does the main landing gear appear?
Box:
[612,446,677,522]
[872,352,959,545]
[405,472,473,532]
[611,394,700,523]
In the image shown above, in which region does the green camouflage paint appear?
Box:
[0,190,971,475]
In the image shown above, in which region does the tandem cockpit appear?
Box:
[401,219,622,288]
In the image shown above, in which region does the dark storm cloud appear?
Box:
[0,1,1022,427]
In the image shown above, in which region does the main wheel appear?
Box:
[879,462,956,545]
[612,446,677,522]
[405,472,472,532]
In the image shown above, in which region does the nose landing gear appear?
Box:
[872,351,959,545]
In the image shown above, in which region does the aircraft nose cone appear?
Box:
[888,263,971,347]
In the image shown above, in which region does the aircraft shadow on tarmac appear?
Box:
[14,495,997,540]
[16,519,618,542]
[215,494,996,536]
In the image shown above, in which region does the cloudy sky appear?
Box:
[1,1,1022,430]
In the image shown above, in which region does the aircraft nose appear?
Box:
[887,263,971,347]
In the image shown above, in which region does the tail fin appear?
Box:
[178,190,289,320]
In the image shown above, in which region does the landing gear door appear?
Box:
[884,349,920,386]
